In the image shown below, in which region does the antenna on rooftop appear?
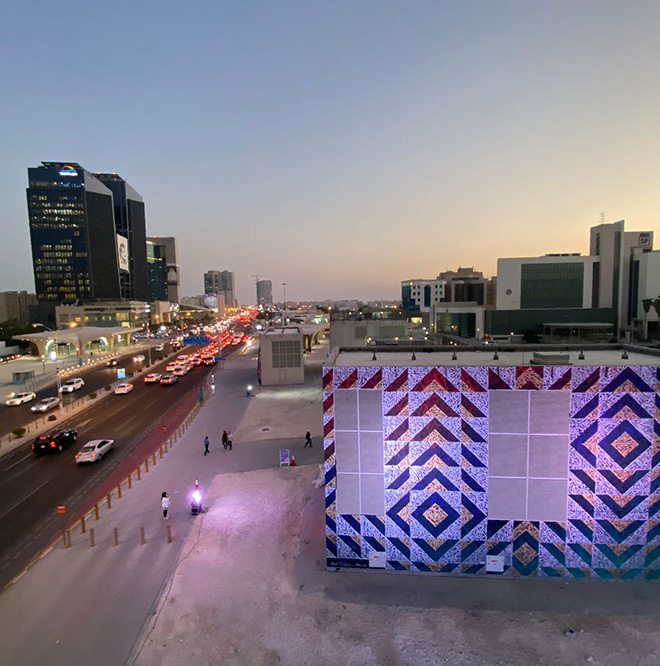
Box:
[599,212,606,224]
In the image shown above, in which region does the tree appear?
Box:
[0,319,32,346]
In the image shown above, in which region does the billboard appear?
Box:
[116,235,129,271]
[167,265,179,286]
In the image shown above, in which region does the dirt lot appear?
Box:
[133,465,660,666]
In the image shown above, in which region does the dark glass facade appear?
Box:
[147,241,167,301]
[97,174,149,301]
[27,163,120,303]
[436,311,476,337]
[520,263,583,309]
[401,284,416,311]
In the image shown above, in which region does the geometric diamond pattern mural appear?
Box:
[324,364,660,580]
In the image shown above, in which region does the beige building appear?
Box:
[0,291,37,325]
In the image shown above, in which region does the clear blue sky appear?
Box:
[1,1,660,304]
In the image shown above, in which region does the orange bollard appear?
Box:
[137,467,141,481]
[113,527,119,546]
[89,528,95,547]
[140,527,146,545]
[117,484,122,499]
[81,515,86,534]
[94,504,99,520]
[166,525,172,543]
[128,475,132,489]
[106,493,112,509]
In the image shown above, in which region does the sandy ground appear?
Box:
[132,464,660,666]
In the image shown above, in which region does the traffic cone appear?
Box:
[291,454,297,467]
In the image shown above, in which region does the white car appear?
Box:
[172,365,188,376]
[75,439,114,463]
[5,391,37,406]
[154,344,165,352]
[114,382,134,395]
[31,396,61,413]
[133,354,146,363]
[60,378,84,393]
[144,373,161,384]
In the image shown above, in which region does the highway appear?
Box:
[0,338,243,589]
[0,343,175,436]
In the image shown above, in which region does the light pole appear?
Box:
[282,282,287,325]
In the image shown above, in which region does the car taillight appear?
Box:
[50,441,56,448]
[32,444,35,450]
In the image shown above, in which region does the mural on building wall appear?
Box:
[323,365,660,579]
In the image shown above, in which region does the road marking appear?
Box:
[4,459,39,483]
[0,479,50,521]
[2,452,33,472]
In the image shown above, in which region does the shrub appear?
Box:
[12,427,26,439]
[104,385,111,391]
[47,414,57,421]
[89,392,97,399]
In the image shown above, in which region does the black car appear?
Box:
[32,428,78,455]
[106,358,118,367]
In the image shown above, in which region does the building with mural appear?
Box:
[323,347,660,579]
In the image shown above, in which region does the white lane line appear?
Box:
[0,479,50,521]
[4,459,39,483]
[3,452,33,472]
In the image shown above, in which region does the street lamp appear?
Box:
[282,283,287,325]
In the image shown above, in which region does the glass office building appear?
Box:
[26,162,121,303]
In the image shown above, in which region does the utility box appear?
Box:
[12,370,35,385]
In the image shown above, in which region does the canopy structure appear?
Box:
[13,326,142,358]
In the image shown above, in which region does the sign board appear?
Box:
[183,336,211,345]
[116,234,129,271]
[368,552,386,568]
[117,368,126,380]
[279,449,290,466]
[55,504,67,515]
[486,555,504,573]
[214,357,226,362]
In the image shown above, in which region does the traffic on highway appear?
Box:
[0,313,255,589]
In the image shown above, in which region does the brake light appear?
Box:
[50,441,56,448]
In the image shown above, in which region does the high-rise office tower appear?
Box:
[146,239,168,301]
[96,173,149,301]
[147,236,180,303]
[204,270,235,307]
[256,279,273,306]
[26,162,121,304]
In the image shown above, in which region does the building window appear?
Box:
[520,263,583,309]
[271,339,301,368]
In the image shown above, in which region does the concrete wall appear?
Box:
[329,320,408,349]
[324,363,660,579]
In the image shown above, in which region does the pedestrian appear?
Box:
[198,387,204,404]
[161,492,170,520]
[304,431,313,448]
[204,436,210,455]
[222,430,228,450]
[226,430,233,451]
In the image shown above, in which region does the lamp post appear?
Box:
[282,283,287,326]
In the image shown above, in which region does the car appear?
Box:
[133,354,145,363]
[154,344,165,352]
[165,363,177,372]
[202,357,216,365]
[160,374,178,385]
[60,378,84,393]
[177,355,188,362]
[172,365,188,376]
[189,357,202,366]
[31,396,61,413]
[114,382,134,395]
[5,391,37,406]
[75,439,114,463]
[144,373,162,383]
[32,428,78,455]
[106,358,118,367]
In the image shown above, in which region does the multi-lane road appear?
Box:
[0,338,244,589]
[1,344,173,436]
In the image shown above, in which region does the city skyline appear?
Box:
[2,3,660,304]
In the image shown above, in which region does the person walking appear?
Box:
[226,430,233,451]
[161,492,170,520]
[222,430,228,450]
[304,431,313,448]
[204,436,210,455]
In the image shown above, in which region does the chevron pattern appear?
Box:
[325,363,660,578]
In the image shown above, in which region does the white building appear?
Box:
[258,327,304,385]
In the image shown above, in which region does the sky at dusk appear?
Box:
[1,1,660,305]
